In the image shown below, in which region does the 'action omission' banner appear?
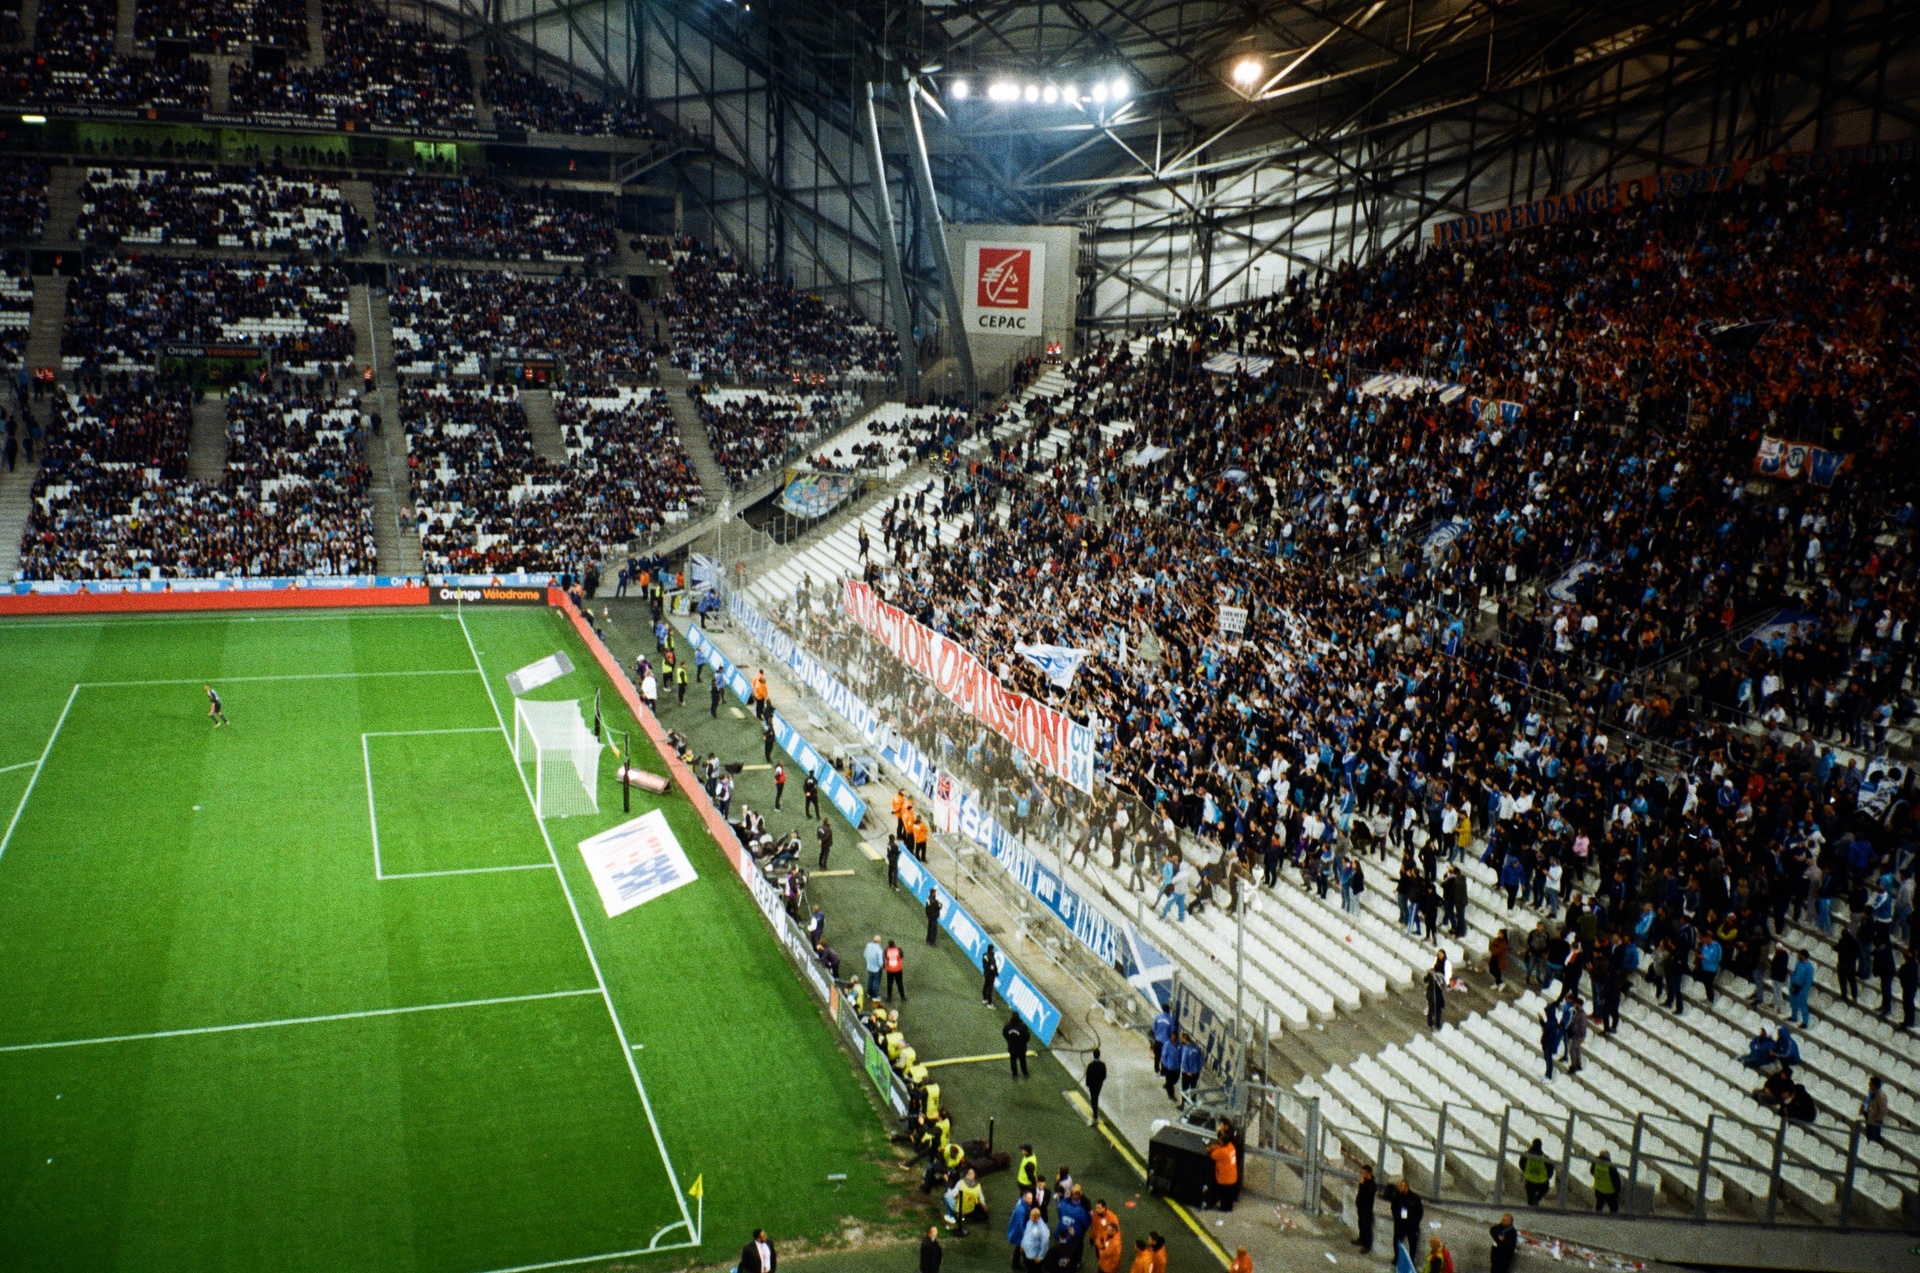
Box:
[842,580,1095,795]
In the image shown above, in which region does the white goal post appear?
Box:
[513,698,603,819]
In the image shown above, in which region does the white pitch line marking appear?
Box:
[0,988,602,1054]
[82,669,480,688]
[0,683,79,864]
[458,605,698,1244]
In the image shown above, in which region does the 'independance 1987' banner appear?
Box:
[842,579,1095,795]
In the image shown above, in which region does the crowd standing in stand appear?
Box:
[0,156,48,241]
[776,165,1920,1149]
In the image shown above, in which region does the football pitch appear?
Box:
[0,605,894,1272]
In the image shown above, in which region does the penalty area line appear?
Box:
[82,669,481,688]
[0,988,602,1054]
[0,683,79,864]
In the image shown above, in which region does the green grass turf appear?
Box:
[0,606,896,1272]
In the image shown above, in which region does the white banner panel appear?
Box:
[577,809,697,918]
[962,240,1047,334]
[507,649,573,696]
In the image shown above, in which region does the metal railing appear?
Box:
[1218,1084,1920,1229]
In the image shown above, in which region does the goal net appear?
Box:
[513,698,602,819]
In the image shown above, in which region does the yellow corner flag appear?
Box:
[688,1174,704,1200]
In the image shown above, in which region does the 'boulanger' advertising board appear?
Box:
[962,240,1047,334]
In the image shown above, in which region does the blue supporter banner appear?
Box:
[894,849,1061,1046]
[686,623,868,828]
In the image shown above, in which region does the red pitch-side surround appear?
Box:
[0,585,430,616]
[552,593,744,873]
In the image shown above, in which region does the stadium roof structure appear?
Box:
[437,0,1916,324]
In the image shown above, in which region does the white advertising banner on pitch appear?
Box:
[578,809,697,918]
[962,240,1047,334]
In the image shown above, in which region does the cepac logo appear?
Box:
[976,247,1031,309]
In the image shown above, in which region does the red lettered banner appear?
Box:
[842,580,1095,794]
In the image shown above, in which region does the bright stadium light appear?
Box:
[1233,59,1261,88]
[950,78,969,99]
[1110,76,1130,101]
[1090,82,1109,103]
[1063,84,1078,103]
[1042,84,1059,103]
[1023,83,1039,102]
[988,81,1018,102]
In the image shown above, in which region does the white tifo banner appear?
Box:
[962,240,1047,334]
[577,809,697,918]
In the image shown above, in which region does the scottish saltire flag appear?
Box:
[1016,642,1090,689]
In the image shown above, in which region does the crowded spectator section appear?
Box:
[0,0,211,110]
[405,383,702,574]
[135,0,308,55]
[0,250,32,364]
[63,254,353,377]
[74,167,367,254]
[691,385,860,488]
[484,52,654,138]
[741,161,1917,1198]
[663,245,897,385]
[388,267,652,385]
[0,156,48,241]
[20,379,374,579]
[228,0,473,132]
[375,176,616,264]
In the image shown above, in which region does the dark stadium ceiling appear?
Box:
[633,0,1920,222]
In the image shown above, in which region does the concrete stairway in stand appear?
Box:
[519,389,566,465]
[186,392,227,480]
[24,274,67,375]
[0,436,35,580]
[466,44,494,130]
[40,166,85,249]
[656,366,731,504]
[339,179,378,247]
[304,0,324,66]
[349,282,422,575]
[113,0,135,54]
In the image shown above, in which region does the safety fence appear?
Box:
[1217,1083,1920,1228]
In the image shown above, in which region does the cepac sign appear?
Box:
[963,240,1046,333]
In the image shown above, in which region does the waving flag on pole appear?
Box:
[1016,642,1091,690]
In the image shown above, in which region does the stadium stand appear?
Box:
[73,167,367,253]
[740,161,1919,1221]
[484,52,654,137]
[135,0,309,54]
[387,267,650,383]
[0,155,48,241]
[0,250,31,364]
[690,385,861,488]
[375,176,617,263]
[0,0,210,109]
[662,244,898,383]
[406,382,702,573]
[62,254,354,377]
[228,0,474,132]
[19,379,374,579]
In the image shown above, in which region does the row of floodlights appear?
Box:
[948,77,1131,106]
